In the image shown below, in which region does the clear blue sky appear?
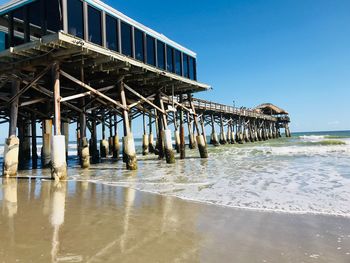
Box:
[1,0,349,133]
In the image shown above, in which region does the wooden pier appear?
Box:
[0,0,291,179]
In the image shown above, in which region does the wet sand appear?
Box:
[1,179,350,263]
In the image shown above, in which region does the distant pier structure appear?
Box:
[0,0,291,180]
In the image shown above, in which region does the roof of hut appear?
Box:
[254,103,289,115]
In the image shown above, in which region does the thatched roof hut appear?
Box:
[254,103,289,116]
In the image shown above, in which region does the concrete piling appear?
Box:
[158,94,175,164]
[51,63,67,180]
[51,135,67,180]
[80,137,90,168]
[120,82,137,170]
[162,129,175,164]
[197,134,208,158]
[123,135,137,170]
[3,136,20,177]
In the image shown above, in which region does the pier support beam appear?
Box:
[100,111,108,158]
[158,94,175,164]
[230,121,236,144]
[142,111,149,155]
[42,119,52,167]
[113,114,120,160]
[188,94,208,158]
[61,121,69,158]
[200,115,207,145]
[174,112,180,154]
[210,115,219,146]
[31,114,38,169]
[219,115,227,145]
[179,95,186,159]
[148,112,155,153]
[108,115,113,156]
[18,119,31,166]
[2,79,20,177]
[79,101,90,168]
[285,124,291,137]
[120,83,137,170]
[51,63,67,181]
[89,110,99,163]
[187,112,196,149]
[226,123,232,144]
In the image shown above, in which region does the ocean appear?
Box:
[1,130,350,217]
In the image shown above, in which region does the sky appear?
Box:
[0,0,349,136]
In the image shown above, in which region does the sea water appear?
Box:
[2,131,350,217]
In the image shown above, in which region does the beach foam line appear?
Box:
[71,179,350,219]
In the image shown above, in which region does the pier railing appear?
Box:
[178,97,277,121]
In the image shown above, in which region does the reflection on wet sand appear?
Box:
[0,180,350,262]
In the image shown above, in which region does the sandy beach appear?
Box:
[1,178,350,263]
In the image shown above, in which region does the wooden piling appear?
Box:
[120,82,137,170]
[90,109,100,163]
[158,93,175,164]
[3,79,20,177]
[188,94,208,158]
[112,114,120,160]
[51,63,67,180]
[219,114,227,145]
[142,111,149,156]
[148,111,155,153]
[210,115,219,146]
[179,95,186,159]
[31,114,38,169]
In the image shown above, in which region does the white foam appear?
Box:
[299,135,327,142]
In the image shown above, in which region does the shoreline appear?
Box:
[1,179,350,262]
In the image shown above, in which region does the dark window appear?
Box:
[166,46,174,72]
[189,57,196,80]
[47,0,61,32]
[27,1,43,38]
[12,8,24,45]
[175,50,182,75]
[68,0,84,39]
[183,54,189,78]
[88,6,102,45]
[121,21,132,56]
[106,15,118,51]
[28,1,41,27]
[0,32,5,51]
[146,35,155,66]
[134,28,144,61]
[157,41,165,69]
[13,8,23,20]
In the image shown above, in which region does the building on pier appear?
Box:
[0,0,199,81]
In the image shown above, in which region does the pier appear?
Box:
[0,0,291,179]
